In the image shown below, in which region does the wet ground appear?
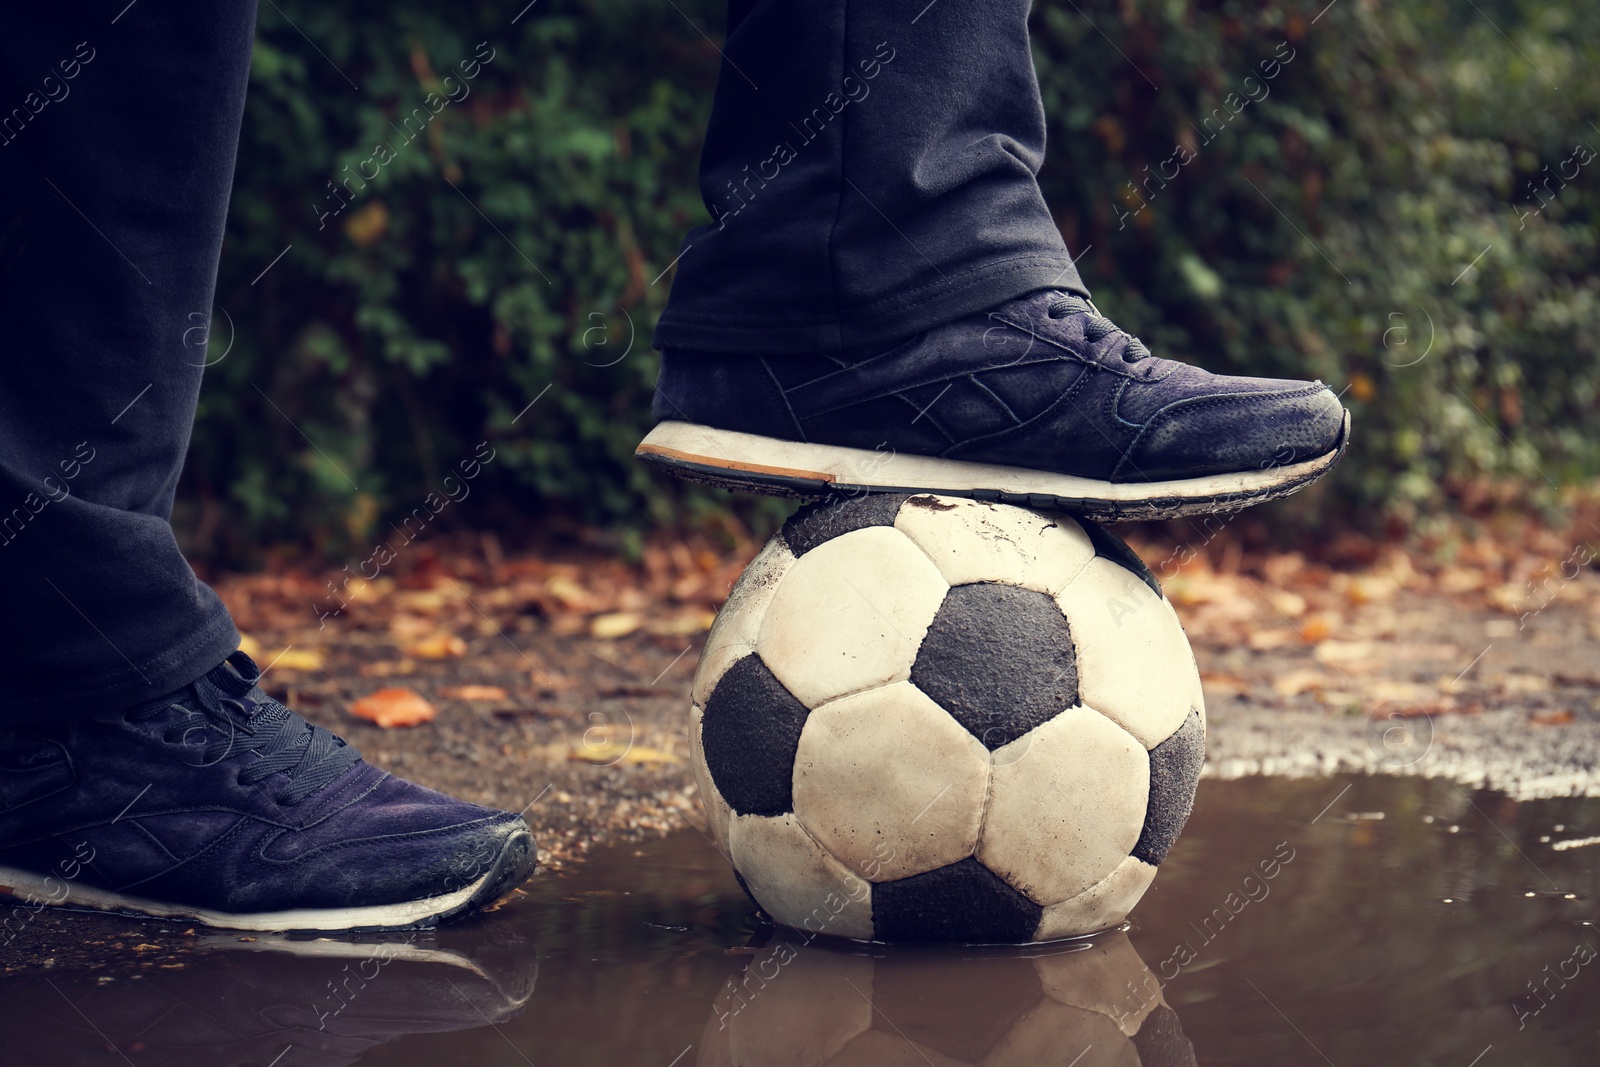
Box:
[6,773,1596,1066]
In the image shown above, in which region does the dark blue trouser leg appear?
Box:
[653,0,1085,355]
[0,2,255,721]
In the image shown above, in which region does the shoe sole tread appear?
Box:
[0,828,537,933]
[635,411,1350,523]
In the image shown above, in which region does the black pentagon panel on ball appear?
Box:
[910,583,1079,750]
[1083,520,1162,598]
[1131,1005,1201,1067]
[701,654,812,817]
[872,857,1043,943]
[779,492,910,557]
[1133,708,1206,866]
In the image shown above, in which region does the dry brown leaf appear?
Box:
[590,612,642,639]
[268,648,326,672]
[1366,679,1446,704]
[644,610,716,636]
[395,588,456,613]
[360,658,417,677]
[1246,628,1297,651]
[1273,670,1335,697]
[544,576,595,611]
[1266,590,1308,618]
[568,742,681,765]
[1165,573,1239,607]
[1199,672,1249,696]
[1486,583,1529,614]
[405,633,468,659]
[1493,672,1552,695]
[1297,616,1334,643]
[1315,639,1377,665]
[439,684,509,702]
[350,688,436,728]
[388,613,436,639]
[1436,567,1487,594]
[1531,710,1576,726]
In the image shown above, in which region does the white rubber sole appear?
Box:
[0,830,535,933]
[636,412,1350,523]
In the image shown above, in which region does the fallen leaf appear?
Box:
[1367,679,1448,704]
[350,688,436,728]
[1493,672,1552,695]
[1266,590,1307,617]
[644,610,716,636]
[237,634,264,660]
[1435,567,1486,594]
[269,648,326,672]
[1315,639,1377,664]
[388,614,437,640]
[1298,616,1334,643]
[1273,670,1335,698]
[1486,583,1529,614]
[568,742,681,765]
[1530,710,1574,726]
[396,588,456,613]
[1165,574,1240,607]
[405,633,467,659]
[360,658,417,677]
[590,612,642,639]
[1199,672,1249,696]
[544,576,595,611]
[1247,629,1298,651]
[1345,574,1399,605]
[439,684,509,702]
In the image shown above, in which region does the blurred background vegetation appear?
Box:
[179,0,1600,563]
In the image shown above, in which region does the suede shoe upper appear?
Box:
[0,652,526,915]
[653,289,1345,483]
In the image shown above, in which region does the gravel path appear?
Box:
[212,527,1600,871]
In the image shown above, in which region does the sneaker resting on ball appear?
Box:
[637,289,1350,522]
[0,651,536,933]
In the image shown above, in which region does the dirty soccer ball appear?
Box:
[688,494,1206,944]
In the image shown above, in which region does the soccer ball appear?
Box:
[698,931,1197,1067]
[689,493,1205,943]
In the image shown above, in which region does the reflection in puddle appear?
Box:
[699,934,1194,1066]
[1,926,536,1065]
[2,774,1597,1066]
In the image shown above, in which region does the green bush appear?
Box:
[1031,0,1600,530]
[179,0,1600,561]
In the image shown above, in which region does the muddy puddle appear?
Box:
[3,773,1596,1065]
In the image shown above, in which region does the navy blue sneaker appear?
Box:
[638,289,1349,521]
[0,652,537,932]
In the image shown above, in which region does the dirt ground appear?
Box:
[212,506,1600,874]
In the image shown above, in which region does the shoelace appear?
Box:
[1047,294,1152,363]
[126,651,361,805]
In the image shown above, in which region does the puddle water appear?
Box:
[3,774,1597,1065]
